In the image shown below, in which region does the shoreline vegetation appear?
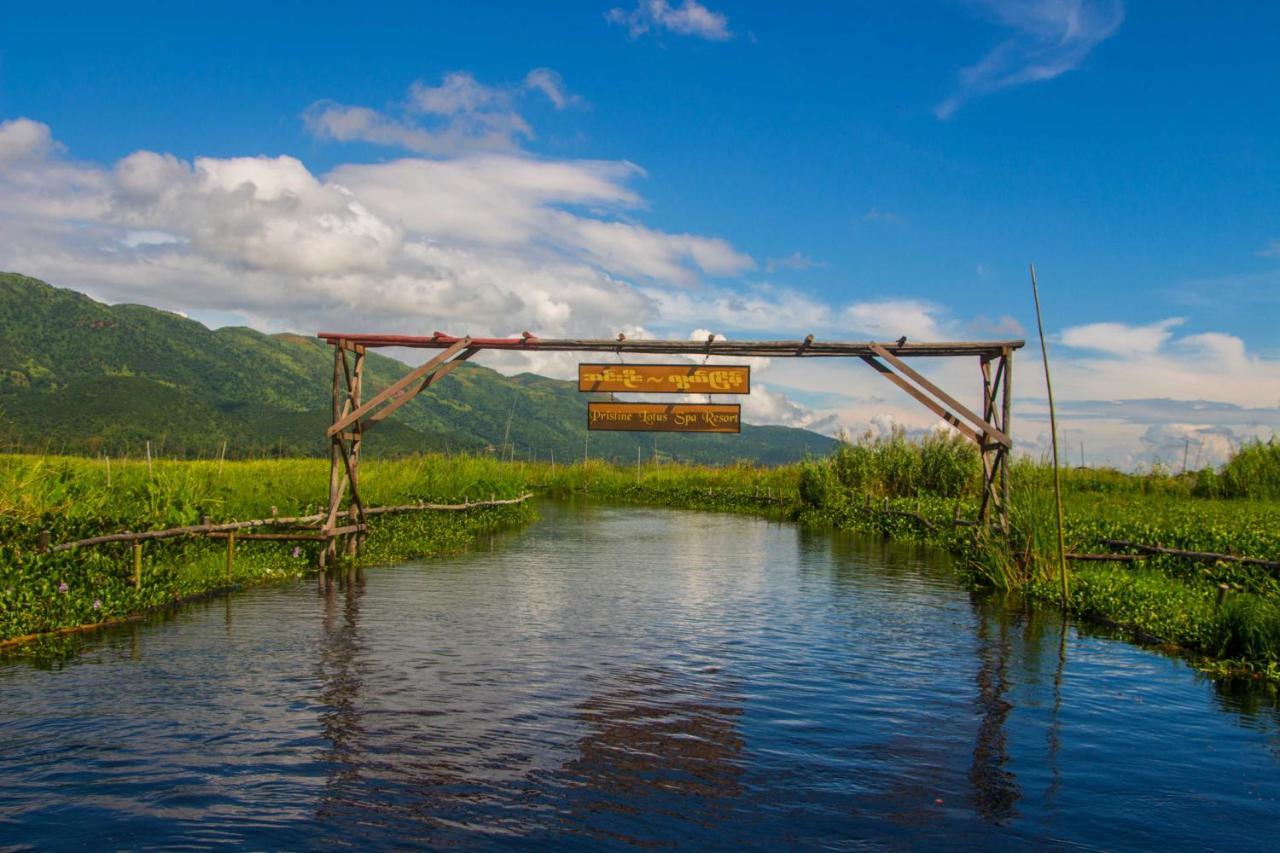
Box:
[0,455,534,650]
[3,437,1279,686]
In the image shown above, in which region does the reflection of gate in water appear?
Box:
[559,667,745,842]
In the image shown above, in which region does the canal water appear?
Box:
[1,501,1277,849]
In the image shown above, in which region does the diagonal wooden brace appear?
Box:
[361,347,479,432]
[860,356,982,445]
[869,344,1011,447]
[327,337,470,437]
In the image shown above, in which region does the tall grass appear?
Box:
[0,453,534,644]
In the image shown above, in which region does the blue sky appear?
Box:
[1,1,1277,466]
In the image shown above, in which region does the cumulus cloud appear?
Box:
[0,117,757,341]
[1138,423,1244,471]
[1059,317,1183,355]
[0,117,58,163]
[936,0,1124,119]
[606,0,731,41]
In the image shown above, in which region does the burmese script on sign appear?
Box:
[578,364,750,394]
[587,403,741,433]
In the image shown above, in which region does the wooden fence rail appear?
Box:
[44,494,534,553]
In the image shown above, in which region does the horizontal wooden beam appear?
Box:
[318,332,1023,359]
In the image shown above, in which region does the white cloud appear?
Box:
[936,0,1125,119]
[522,68,582,109]
[1137,423,1246,471]
[0,116,751,345]
[844,299,947,340]
[606,0,731,41]
[0,117,58,163]
[1059,317,1183,355]
[305,69,580,156]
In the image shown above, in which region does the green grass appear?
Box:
[0,453,533,643]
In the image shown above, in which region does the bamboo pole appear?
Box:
[1031,263,1069,606]
[133,543,142,589]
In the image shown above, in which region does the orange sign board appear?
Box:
[578,363,750,394]
[587,403,741,433]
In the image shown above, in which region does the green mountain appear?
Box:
[0,273,836,465]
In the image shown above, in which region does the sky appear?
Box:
[1,0,1277,468]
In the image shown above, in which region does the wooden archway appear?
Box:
[315,332,1023,564]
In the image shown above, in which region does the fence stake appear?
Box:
[133,543,142,589]
[226,531,236,584]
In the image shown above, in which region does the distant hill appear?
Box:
[0,273,836,465]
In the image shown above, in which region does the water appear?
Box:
[1,501,1277,850]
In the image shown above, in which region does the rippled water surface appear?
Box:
[2,501,1279,849]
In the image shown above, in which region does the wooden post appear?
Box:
[133,543,142,589]
[1031,264,1069,605]
[225,530,236,584]
[1000,349,1013,533]
[325,342,344,564]
[350,345,365,552]
[38,531,50,553]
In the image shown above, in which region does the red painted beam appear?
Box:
[317,332,538,347]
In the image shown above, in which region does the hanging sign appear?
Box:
[578,364,750,394]
[587,402,741,433]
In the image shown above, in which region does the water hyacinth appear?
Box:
[93,600,101,610]
[291,546,302,558]
[57,582,69,594]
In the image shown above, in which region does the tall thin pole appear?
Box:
[1031,263,1069,606]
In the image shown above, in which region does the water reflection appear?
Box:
[560,667,745,844]
[968,597,1020,824]
[316,565,368,819]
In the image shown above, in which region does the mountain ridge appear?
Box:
[0,272,836,464]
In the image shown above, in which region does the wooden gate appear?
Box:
[315,332,1022,563]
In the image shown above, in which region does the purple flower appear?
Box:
[57,581,69,594]
[93,599,102,610]
[291,546,302,558]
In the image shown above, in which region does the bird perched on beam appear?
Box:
[895,336,908,347]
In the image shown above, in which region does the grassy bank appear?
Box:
[5,439,1279,678]
[0,454,533,644]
